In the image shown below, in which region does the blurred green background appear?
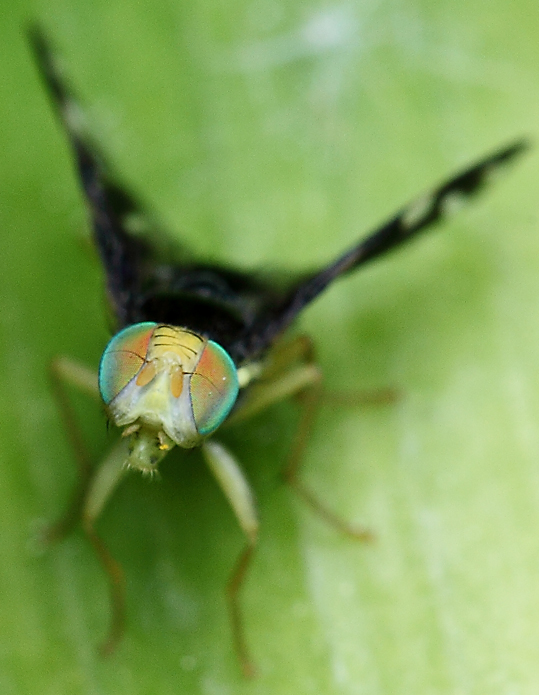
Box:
[2,0,539,693]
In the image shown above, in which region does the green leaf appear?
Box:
[1,1,538,693]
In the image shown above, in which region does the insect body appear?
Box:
[30,28,526,676]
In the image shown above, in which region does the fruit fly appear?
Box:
[29,27,526,677]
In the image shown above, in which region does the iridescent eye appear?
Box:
[190,340,239,436]
[99,322,157,404]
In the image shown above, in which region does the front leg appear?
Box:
[81,437,130,655]
[46,355,130,654]
[201,441,258,678]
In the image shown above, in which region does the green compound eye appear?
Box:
[98,322,157,405]
[190,340,239,436]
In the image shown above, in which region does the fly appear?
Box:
[29,27,527,677]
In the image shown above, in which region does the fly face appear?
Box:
[99,322,239,470]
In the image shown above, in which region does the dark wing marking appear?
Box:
[230,140,527,361]
[29,26,150,327]
[29,27,285,348]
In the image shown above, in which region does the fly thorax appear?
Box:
[98,323,240,455]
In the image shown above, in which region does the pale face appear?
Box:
[98,322,239,469]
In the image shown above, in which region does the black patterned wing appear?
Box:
[29,27,286,352]
[29,27,152,328]
[229,140,527,362]
[31,28,527,366]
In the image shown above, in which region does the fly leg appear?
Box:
[284,349,398,540]
[43,356,101,543]
[201,441,259,678]
[206,335,397,673]
[283,378,374,540]
[81,437,130,655]
[46,355,130,655]
[231,335,392,540]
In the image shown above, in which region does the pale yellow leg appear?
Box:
[81,438,130,655]
[47,356,130,654]
[202,440,259,677]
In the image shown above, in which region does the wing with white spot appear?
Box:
[232,141,527,360]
